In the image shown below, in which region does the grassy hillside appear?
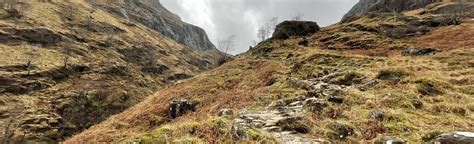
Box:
[0,0,224,142]
[66,2,473,143]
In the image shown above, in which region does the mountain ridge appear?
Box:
[87,0,218,51]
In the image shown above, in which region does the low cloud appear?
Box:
[161,0,357,54]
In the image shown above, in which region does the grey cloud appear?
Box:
[161,0,358,54]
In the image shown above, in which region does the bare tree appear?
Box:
[292,12,304,21]
[257,27,267,42]
[25,48,38,76]
[217,35,236,54]
[257,17,280,42]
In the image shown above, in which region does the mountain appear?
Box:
[87,0,217,51]
[66,1,474,144]
[0,0,225,143]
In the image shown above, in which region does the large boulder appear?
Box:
[169,99,199,119]
[327,123,354,140]
[272,21,320,39]
[435,131,474,144]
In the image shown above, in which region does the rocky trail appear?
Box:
[233,75,351,144]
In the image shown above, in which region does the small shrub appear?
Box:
[362,122,387,140]
[450,107,468,116]
[139,135,153,144]
[183,121,202,134]
[422,131,443,142]
[376,68,407,81]
[416,80,443,96]
[330,71,365,86]
[149,116,166,127]
[112,122,129,129]
[430,104,467,116]
[209,117,229,135]
[233,127,266,140]
[244,128,265,140]
[276,118,311,133]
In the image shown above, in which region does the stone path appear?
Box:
[234,104,320,144]
[233,77,349,144]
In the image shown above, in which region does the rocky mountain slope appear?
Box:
[66,1,474,143]
[0,0,224,143]
[87,0,217,51]
[341,0,473,22]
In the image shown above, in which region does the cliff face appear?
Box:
[341,0,441,22]
[88,0,217,51]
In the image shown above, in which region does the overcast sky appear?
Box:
[160,0,358,54]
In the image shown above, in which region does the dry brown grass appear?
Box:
[64,2,474,143]
[0,0,225,141]
[65,58,285,143]
[414,20,474,50]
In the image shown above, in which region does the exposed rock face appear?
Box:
[272,21,320,39]
[169,99,199,119]
[342,0,441,22]
[435,131,474,144]
[88,0,217,51]
[0,28,63,46]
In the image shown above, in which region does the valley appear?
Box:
[1,0,473,143]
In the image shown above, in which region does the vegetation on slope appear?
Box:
[67,2,473,143]
[0,0,224,142]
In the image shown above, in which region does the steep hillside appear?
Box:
[67,2,474,143]
[87,0,217,51]
[341,0,441,22]
[341,0,474,22]
[0,0,224,143]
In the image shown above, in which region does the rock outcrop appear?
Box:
[272,21,320,39]
[435,132,474,144]
[88,0,217,51]
[341,0,441,22]
[169,99,199,119]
